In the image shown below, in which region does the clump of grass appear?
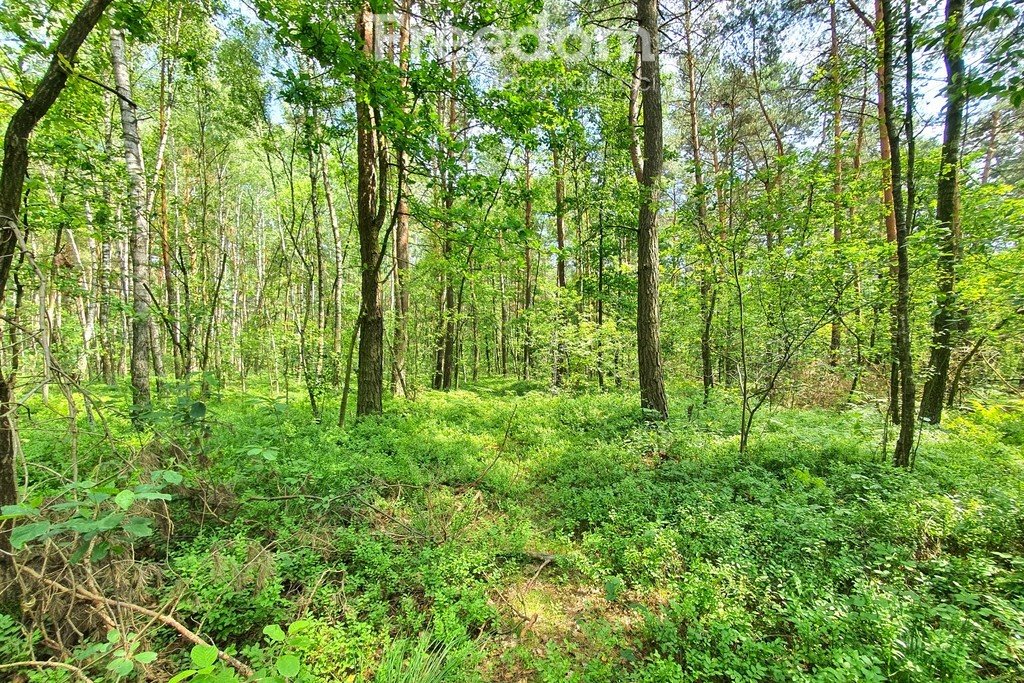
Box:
[374,633,466,683]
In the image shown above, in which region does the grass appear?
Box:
[8,379,1024,681]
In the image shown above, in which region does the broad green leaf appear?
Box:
[167,670,197,683]
[114,490,136,510]
[276,654,300,678]
[190,401,207,420]
[67,513,123,535]
[10,520,51,549]
[190,644,219,669]
[91,541,111,563]
[123,517,154,537]
[1,503,39,518]
[107,657,135,677]
[263,624,286,642]
[287,620,311,636]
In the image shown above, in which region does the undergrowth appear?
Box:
[3,380,1024,681]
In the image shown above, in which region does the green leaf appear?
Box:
[213,670,238,683]
[10,520,51,549]
[603,576,625,602]
[135,651,158,664]
[189,401,207,420]
[190,644,219,669]
[107,657,135,677]
[122,517,154,538]
[69,541,88,564]
[263,624,286,642]
[161,470,184,485]
[90,541,110,563]
[287,620,311,636]
[114,490,136,510]
[167,669,197,683]
[86,491,112,504]
[136,491,173,501]
[1,503,39,519]
[276,654,300,678]
[67,512,124,533]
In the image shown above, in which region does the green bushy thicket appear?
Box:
[4,381,1024,681]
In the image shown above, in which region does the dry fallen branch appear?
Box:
[0,659,95,683]
[19,565,255,678]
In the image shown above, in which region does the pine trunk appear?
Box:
[636,0,669,419]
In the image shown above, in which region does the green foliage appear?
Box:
[165,643,240,683]
[0,613,28,664]
[2,0,1024,680]
[126,385,1024,680]
[6,380,1024,681]
[0,471,178,558]
[375,633,471,683]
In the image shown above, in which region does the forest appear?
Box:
[0,0,1023,679]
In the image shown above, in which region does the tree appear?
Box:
[635,0,669,420]
[109,28,152,424]
[391,0,412,398]
[880,0,916,467]
[0,0,113,570]
[828,0,844,366]
[354,4,388,416]
[522,147,534,381]
[919,0,966,425]
[683,0,715,403]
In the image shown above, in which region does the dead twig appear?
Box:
[0,660,95,683]
[460,406,518,493]
[19,565,255,678]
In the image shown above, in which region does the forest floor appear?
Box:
[12,379,1024,681]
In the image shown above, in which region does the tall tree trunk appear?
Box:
[522,148,534,381]
[881,0,916,467]
[110,28,152,424]
[433,262,449,388]
[154,9,182,378]
[305,106,327,394]
[553,146,567,289]
[552,144,567,386]
[0,0,112,576]
[321,148,343,361]
[160,159,180,377]
[635,0,669,419]
[919,0,966,425]
[980,109,999,184]
[432,60,458,391]
[828,0,844,366]
[391,0,412,398]
[73,210,97,380]
[441,240,456,389]
[498,230,509,377]
[597,204,606,389]
[684,0,714,403]
[871,0,902,421]
[354,5,386,416]
[392,195,410,395]
[98,224,115,384]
